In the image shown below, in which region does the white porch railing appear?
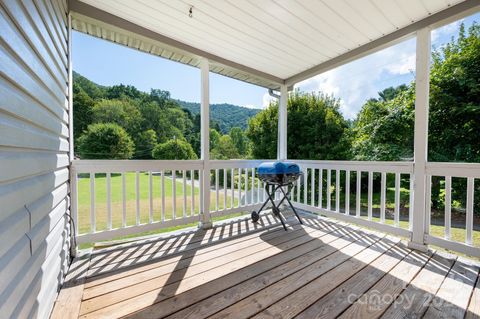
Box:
[291,160,414,239]
[70,159,479,257]
[71,160,204,244]
[424,162,480,256]
[70,159,270,244]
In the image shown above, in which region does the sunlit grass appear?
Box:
[77,172,238,234]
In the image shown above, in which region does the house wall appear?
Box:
[0,0,71,318]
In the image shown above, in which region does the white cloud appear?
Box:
[432,19,464,42]
[295,37,417,120]
[262,92,276,108]
[385,53,416,75]
[243,104,262,109]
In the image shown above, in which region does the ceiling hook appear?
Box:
[189,6,193,18]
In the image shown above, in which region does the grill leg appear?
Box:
[266,184,287,231]
[280,186,303,224]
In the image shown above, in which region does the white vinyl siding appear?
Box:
[0,0,70,318]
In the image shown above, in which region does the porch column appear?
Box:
[278,84,288,160]
[199,58,212,229]
[408,27,431,251]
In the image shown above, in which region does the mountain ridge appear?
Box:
[73,71,260,133]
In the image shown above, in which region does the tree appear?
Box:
[229,127,249,156]
[211,135,240,159]
[77,123,134,159]
[106,84,143,100]
[351,86,415,161]
[72,82,94,141]
[429,22,480,163]
[152,138,198,160]
[210,128,221,151]
[246,103,278,159]
[247,91,351,160]
[370,84,408,103]
[134,129,158,159]
[91,99,143,137]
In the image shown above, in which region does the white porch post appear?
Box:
[199,58,212,229]
[408,27,431,252]
[278,84,288,160]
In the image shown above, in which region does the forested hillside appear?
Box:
[176,100,260,133]
[72,71,252,160]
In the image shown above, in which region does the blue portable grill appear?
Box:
[252,161,303,230]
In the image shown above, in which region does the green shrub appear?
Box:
[77,123,134,159]
[152,139,198,160]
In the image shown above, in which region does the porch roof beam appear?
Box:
[285,0,480,87]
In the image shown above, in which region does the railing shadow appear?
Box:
[118,210,479,319]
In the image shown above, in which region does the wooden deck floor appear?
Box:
[51,212,480,319]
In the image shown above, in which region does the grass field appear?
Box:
[77,172,237,234]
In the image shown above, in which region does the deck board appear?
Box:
[51,213,480,319]
[423,257,480,319]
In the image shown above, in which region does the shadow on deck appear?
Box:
[51,211,480,319]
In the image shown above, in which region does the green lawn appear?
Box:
[77,172,237,234]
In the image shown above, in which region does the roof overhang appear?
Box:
[69,0,480,90]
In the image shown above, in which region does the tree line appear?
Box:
[73,71,252,161]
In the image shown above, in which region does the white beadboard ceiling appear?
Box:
[72,0,475,89]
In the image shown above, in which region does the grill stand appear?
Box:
[252,182,303,231]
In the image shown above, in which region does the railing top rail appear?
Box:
[292,160,414,173]
[209,159,270,169]
[426,162,480,178]
[72,159,203,173]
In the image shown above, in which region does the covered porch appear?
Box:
[1,0,480,318]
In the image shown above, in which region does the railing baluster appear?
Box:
[304,168,308,204]
[256,168,261,204]
[199,169,203,215]
[71,170,78,235]
[183,170,187,218]
[425,175,431,234]
[466,177,474,245]
[345,170,350,215]
[231,168,234,208]
[409,176,414,230]
[149,171,153,223]
[327,169,331,210]
[238,168,242,207]
[311,168,315,206]
[445,176,451,239]
[172,170,176,220]
[161,170,165,222]
[244,168,249,205]
[394,172,400,227]
[356,171,361,217]
[191,170,195,216]
[107,172,112,230]
[368,171,373,220]
[135,171,140,225]
[318,169,323,208]
[224,169,227,209]
[380,172,386,223]
[296,171,301,202]
[251,168,255,204]
[90,172,95,233]
[336,169,340,213]
[215,169,219,211]
[122,173,126,227]
[262,181,266,202]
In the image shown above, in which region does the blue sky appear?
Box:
[73,13,478,119]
